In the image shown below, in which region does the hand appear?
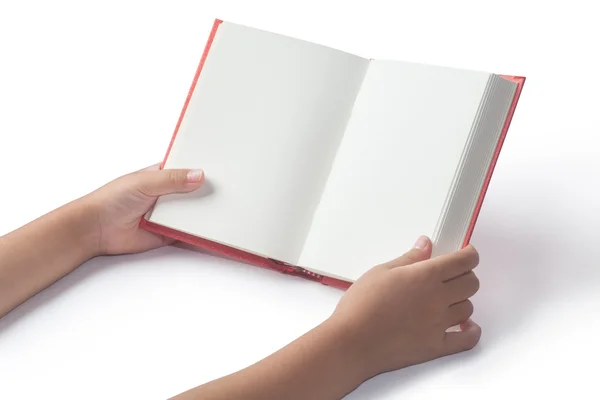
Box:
[331,236,481,379]
[84,164,205,255]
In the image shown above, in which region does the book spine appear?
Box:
[269,259,352,289]
[140,219,352,290]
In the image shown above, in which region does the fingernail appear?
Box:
[414,235,428,249]
[459,319,474,331]
[186,169,204,182]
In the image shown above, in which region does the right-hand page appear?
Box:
[298,60,491,280]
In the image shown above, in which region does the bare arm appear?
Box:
[173,320,366,400]
[0,165,204,319]
[0,201,98,317]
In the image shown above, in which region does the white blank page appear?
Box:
[149,22,368,264]
[299,60,490,280]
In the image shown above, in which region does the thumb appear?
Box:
[381,235,433,268]
[136,168,205,197]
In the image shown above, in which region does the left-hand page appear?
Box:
[147,21,368,265]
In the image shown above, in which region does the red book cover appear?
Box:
[140,19,525,290]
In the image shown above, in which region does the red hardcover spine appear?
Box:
[140,219,352,289]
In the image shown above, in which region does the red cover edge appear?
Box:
[159,18,223,169]
[462,75,526,247]
[139,218,352,290]
[142,18,522,289]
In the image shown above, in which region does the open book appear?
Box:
[140,19,525,289]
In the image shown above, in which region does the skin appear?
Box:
[0,164,481,399]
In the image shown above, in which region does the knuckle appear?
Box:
[383,249,427,269]
[404,253,418,264]
[470,273,480,294]
[134,174,154,197]
[460,245,479,267]
[453,300,474,321]
[168,170,184,185]
[137,185,151,197]
[403,248,425,264]
[461,272,479,297]
[468,246,480,266]
[464,300,474,318]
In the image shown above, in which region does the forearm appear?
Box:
[0,199,99,318]
[172,318,368,400]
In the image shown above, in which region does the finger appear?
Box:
[128,162,162,175]
[443,319,482,355]
[435,245,479,281]
[379,236,433,268]
[141,162,161,172]
[445,300,474,327]
[444,271,480,305]
[136,168,205,197]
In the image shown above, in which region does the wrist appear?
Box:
[63,198,102,260]
[323,314,385,381]
[316,317,375,385]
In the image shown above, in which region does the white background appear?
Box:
[0,0,598,398]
